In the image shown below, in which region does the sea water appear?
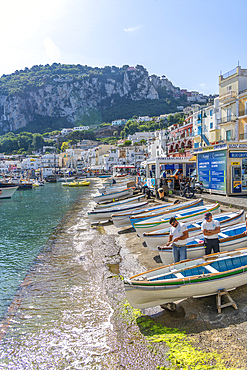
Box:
[0,181,162,370]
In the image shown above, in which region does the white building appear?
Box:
[111,119,127,126]
[41,154,59,170]
[73,126,90,131]
[128,131,156,144]
[137,116,152,122]
[192,97,221,148]
[61,128,73,136]
[21,157,41,170]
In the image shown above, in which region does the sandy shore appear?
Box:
[100,194,247,369]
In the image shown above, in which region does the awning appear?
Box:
[189,156,196,161]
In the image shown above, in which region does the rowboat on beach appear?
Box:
[112,200,180,228]
[158,222,247,265]
[93,188,134,204]
[143,210,245,250]
[103,185,134,193]
[129,198,203,228]
[94,194,146,209]
[133,202,220,237]
[88,201,149,224]
[124,247,247,309]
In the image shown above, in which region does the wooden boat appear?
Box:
[93,188,134,204]
[143,210,245,250]
[124,247,247,308]
[133,203,220,237]
[158,222,247,265]
[0,186,19,199]
[88,201,149,224]
[112,200,180,228]
[94,194,146,209]
[129,198,203,228]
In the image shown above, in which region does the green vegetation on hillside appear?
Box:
[0,63,189,134]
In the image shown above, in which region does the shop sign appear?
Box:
[197,149,226,192]
[230,152,247,158]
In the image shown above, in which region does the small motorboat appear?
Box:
[158,222,247,265]
[124,247,247,309]
[143,210,245,250]
[68,181,90,187]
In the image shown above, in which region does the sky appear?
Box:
[1,0,247,95]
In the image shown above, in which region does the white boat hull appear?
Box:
[159,236,247,265]
[93,188,133,203]
[124,248,247,308]
[134,203,220,237]
[0,186,18,199]
[125,270,247,309]
[88,201,148,223]
[112,202,175,228]
[94,194,145,209]
[144,210,245,250]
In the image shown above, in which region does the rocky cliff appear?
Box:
[0,64,184,133]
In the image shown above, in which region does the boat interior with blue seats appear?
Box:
[148,254,247,281]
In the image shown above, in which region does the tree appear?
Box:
[61,142,70,152]
[123,140,132,146]
[140,139,146,145]
[32,133,44,150]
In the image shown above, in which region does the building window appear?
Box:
[226,130,232,141]
[210,122,213,129]
[210,109,213,116]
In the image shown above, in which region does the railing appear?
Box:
[238,110,247,117]
[219,90,237,102]
[239,133,247,140]
[217,114,236,124]
[222,68,237,79]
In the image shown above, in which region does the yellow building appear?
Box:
[219,66,247,141]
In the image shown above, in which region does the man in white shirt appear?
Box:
[166,217,188,263]
[201,212,220,255]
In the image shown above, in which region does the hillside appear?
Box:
[0,63,188,134]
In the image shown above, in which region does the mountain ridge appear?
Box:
[0,63,191,134]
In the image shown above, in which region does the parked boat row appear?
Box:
[90,177,247,310]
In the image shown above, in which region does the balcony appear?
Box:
[238,109,247,118]
[217,114,236,125]
[219,90,237,104]
[239,133,247,140]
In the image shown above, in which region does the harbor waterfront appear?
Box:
[1,180,247,368]
[0,180,166,369]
